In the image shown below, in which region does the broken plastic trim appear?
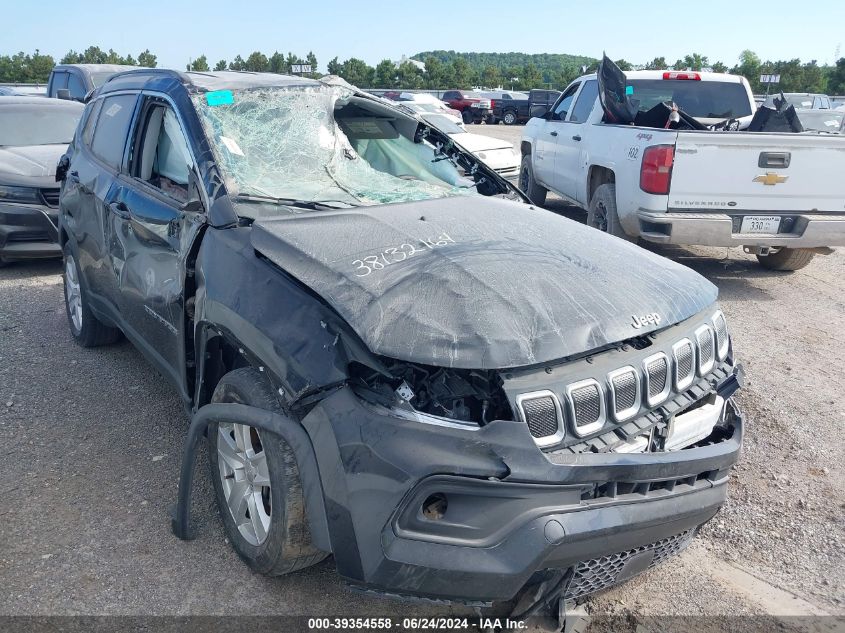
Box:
[171,402,330,550]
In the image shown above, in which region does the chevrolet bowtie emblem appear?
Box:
[753,172,788,185]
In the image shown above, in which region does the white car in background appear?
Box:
[420,112,520,178]
[396,92,465,128]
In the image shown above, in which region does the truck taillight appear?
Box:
[662,71,701,80]
[640,145,675,195]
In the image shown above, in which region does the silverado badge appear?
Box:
[631,313,662,329]
[753,172,788,186]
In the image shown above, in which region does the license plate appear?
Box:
[739,215,780,234]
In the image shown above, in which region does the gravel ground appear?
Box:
[1,125,843,630]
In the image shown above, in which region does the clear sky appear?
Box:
[4,0,842,71]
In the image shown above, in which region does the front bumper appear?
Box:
[0,202,61,261]
[637,210,845,248]
[301,382,743,604]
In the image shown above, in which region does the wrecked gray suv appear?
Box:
[56,70,743,618]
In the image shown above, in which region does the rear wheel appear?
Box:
[62,242,121,347]
[209,367,327,575]
[519,155,547,206]
[461,109,473,124]
[503,111,518,125]
[756,247,815,271]
[587,183,636,242]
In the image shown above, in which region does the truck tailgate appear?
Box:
[669,132,845,213]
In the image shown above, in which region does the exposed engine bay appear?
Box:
[349,360,514,424]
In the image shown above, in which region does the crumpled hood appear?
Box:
[251,196,717,369]
[0,144,66,187]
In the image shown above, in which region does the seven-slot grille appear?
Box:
[517,311,730,447]
[566,379,605,437]
[643,353,670,407]
[608,366,640,422]
[712,311,729,360]
[672,338,695,391]
[521,395,559,438]
[695,325,715,375]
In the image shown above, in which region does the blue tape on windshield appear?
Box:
[206,90,234,106]
[625,86,634,95]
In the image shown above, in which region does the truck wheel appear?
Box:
[209,367,327,576]
[486,114,496,125]
[62,242,121,347]
[587,184,636,242]
[462,110,473,124]
[756,247,815,271]
[519,155,547,205]
[503,111,517,125]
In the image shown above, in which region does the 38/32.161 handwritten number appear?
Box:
[352,234,456,277]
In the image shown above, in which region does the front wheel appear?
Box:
[756,247,815,271]
[503,111,517,125]
[586,183,636,242]
[519,155,547,206]
[209,367,327,575]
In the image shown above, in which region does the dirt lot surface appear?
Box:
[1,122,842,632]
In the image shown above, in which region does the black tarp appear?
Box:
[249,196,717,369]
[747,93,804,133]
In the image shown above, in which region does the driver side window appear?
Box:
[552,84,580,121]
[134,102,194,203]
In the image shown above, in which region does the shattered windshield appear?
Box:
[192,85,476,209]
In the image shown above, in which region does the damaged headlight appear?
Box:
[349,360,514,425]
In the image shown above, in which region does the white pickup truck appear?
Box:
[520,70,845,270]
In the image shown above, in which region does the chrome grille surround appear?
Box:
[515,390,564,447]
[642,352,671,407]
[671,338,696,392]
[694,324,716,376]
[711,310,729,361]
[565,379,606,437]
[607,366,641,422]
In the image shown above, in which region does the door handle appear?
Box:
[572,135,582,141]
[550,131,558,137]
[108,201,131,219]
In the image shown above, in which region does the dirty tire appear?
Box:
[587,183,636,242]
[503,111,517,125]
[208,367,327,576]
[62,242,121,347]
[519,155,547,206]
[756,247,815,271]
[461,109,473,124]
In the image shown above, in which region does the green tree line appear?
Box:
[2,46,844,95]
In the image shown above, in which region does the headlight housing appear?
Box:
[0,185,41,205]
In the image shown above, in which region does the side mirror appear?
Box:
[56,89,71,101]
[56,155,70,183]
[531,105,551,119]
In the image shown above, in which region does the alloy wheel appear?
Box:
[64,255,83,332]
[217,422,272,546]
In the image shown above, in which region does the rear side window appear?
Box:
[68,74,86,100]
[569,81,599,123]
[90,94,137,170]
[50,72,68,95]
[81,99,103,146]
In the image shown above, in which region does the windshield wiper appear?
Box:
[233,194,357,210]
